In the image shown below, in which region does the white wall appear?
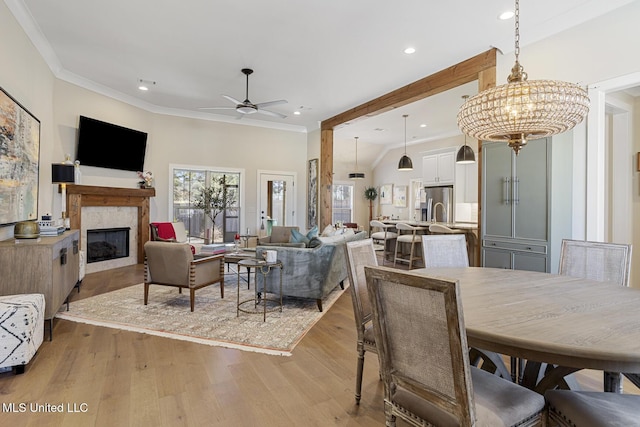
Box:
[0,1,309,241]
[0,1,55,241]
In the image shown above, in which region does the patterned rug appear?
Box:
[56,273,346,356]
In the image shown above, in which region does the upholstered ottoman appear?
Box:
[0,294,45,374]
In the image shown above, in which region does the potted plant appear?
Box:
[193,175,237,244]
[364,186,378,233]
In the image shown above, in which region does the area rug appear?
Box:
[56,273,347,356]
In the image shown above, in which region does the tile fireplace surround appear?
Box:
[66,185,156,271]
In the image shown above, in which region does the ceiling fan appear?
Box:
[201,68,287,118]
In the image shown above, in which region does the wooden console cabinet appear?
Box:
[0,230,80,331]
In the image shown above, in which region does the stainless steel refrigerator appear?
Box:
[421,185,453,222]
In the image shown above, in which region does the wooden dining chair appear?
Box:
[393,222,423,269]
[364,265,545,427]
[369,220,397,265]
[558,238,634,392]
[546,390,640,427]
[345,238,378,404]
[559,239,632,286]
[421,234,469,268]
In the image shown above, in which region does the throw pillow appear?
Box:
[321,224,336,237]
[307,236,323,248]
[307,225,318,239]
[290,229,311,246]
[290,226,320,247]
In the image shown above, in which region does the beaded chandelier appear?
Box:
[457,0,590,154]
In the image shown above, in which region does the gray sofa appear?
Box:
[255,230,366,311]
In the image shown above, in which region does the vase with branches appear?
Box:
[193,175,237,244]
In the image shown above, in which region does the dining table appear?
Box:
[411,267,640,393]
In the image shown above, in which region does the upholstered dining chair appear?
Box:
[144,241,224,312]
[369,220,397,265]
[364,266,545,427]
[393,222,424,269]
[421,233,510,379]
[558,238,634,392]
[559,239,632,287]
[345,238,378,404]
[421,234,469,268]
[545,389,640,427]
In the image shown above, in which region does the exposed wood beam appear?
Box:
[317,48,497,231]
[321,49,497,131]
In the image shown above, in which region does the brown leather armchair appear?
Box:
[143,241,224,311]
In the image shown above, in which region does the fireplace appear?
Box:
[87,227,130,263]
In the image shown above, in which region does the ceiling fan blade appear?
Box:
[199,106,236,110]
[255,99,287,109]
[222,95,243,105]
[258,109,287,119]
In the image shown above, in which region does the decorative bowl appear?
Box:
[14,221,40,239]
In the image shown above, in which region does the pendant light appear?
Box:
[456,95,476,164]
[457,0,589,155]
[348,136,365,179]
[398,114,413,171]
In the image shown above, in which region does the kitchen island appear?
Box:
[377,220,479,266]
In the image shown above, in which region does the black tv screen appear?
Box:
[76,116,148,172]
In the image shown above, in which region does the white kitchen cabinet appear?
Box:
[455,160,478,203]
[422,149,455,186]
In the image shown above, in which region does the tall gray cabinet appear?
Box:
[481,138,551,272]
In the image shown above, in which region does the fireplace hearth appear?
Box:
[87,227,130,263]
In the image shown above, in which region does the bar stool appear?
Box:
[393,222,424,269]
[369,220,397,265]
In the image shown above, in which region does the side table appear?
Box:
[237,259,283,322]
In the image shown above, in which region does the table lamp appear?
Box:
[52,163,75,229]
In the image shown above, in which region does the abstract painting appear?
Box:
[0,87,40,225]
[307,158,318,229]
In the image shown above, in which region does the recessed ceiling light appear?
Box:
[404,47,416,54]
[293,111,301,115]
[420,124,427,128]
[499,11,514,20]
[138,79,156,91]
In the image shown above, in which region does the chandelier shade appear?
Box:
[349,136,365,179]
[398,114,413,171]
[398,155,413,171]
[456,144,475,164]
[456,0,589,155]
[457,79,589,154]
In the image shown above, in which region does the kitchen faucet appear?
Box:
[432,202,446,222]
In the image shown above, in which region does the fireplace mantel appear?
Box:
[66,185,156,263]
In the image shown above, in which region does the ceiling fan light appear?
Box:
[456,144,476,164]
[398,155,413,171]
[237,105,256,114]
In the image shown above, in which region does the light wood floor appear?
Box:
[0,256,635,426]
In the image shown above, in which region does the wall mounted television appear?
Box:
[76,115,148,172]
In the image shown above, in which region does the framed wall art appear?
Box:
[0,86,40,225]
[307,158,318,229]
[379,183,393,205]
[393,185,407,207]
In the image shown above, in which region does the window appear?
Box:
[332,183,353,225]
[172,168,241,243]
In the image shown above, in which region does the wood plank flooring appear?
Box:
[0,256,636,426]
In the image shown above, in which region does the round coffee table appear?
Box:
[236,259,283,322]
[224,251,255,286]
